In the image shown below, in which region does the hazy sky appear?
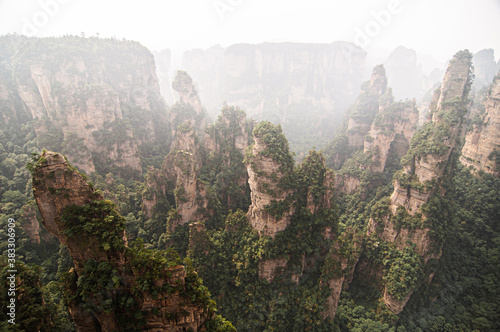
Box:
[1,0,499,62]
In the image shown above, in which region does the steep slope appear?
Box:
[157,73,253,229]
[472,49,500,89]
[184,123,341,329]
[245,122,296,237]
[0,35,169,175]
[326,64,418,194]
[366,50,473,314]
[460,72,500,176]
[29,150,232,331]
[326,64,388,171]
[170,70,209,141]
[178,42,367,155]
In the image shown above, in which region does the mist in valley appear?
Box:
[0,1,499,331]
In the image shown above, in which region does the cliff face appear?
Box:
[170,71,209,141]
[0,36,169,175]
[346,64,388,148]
[367,50,473,314]
[31,151,219,331]
[163,124,208,227]
[389,51,473,215]
[178,42,366,155]
[321,230,362,319]
[246,134,295,237]
[181,42,366,119]
[330,65,418,194]
[472,49,500,89]
[204,106,253,210]
[364,97,419,173]
[460,72,500,176]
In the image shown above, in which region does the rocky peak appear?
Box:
[346,65,388,148]
[245,122,295,237]
[366,50,473,314]
[434,51,473,118]
[162,123,208,227]
[30,150,222,331]
[460,71,500,176]
[205,105,252,153]
[391,50,473,215]
[473,49,500,89]
[170,71,208,144]
[367,64,388,96]
[363,97,419,173]
[172,70,201,109]
[2,36,168,175]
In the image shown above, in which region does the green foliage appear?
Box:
[373,100,417,131]
[253,121,294,172]
[206,314,237,331]
[174,185,188,203]
[0,259,60,331]
[60,200,126,251]
[199,106,253,218]
[398,165,500,331]
[401,122,449,165]
[383,245,424,300]
[390,206,422,231]
[488,149,500,166]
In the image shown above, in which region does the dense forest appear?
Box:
[0,36,499,331]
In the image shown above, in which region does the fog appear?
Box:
[1,0,499,63]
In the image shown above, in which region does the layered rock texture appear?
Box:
[245,122,296,237]
[170,70,209,141]
[460,72,500,176]
[364,95,419,173]
[157,73,253,227]
[177,42,367,154]
[328,65,418,194]
[30,150,220,331]
[0,36,169,175]
[368,50,474,313]
[346,64,388,149]
[389,50,473,214]
[163,122,209,227]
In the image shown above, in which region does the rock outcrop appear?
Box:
[389,50,473,215]
[346,64,388,148]
[245,122,295,237]
[177,42,366,155]
[330,65,418,194]
[0,36,169,175]
[321,230,362,319]
[163,123,208,227]
[364,95,419,173]
[460,72,500,176]
[30,150,221,331]
[472,49,500,89]
[141,166,169,219]
[368,50,474,314]
[170,70,209,141]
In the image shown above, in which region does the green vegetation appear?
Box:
[398,165,500,331]
[253,121,295,172]
[60,200,126,252]
[1,37,498,331]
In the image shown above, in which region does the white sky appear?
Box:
[0,0,499,62]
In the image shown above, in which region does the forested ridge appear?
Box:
[0,37,498,331]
